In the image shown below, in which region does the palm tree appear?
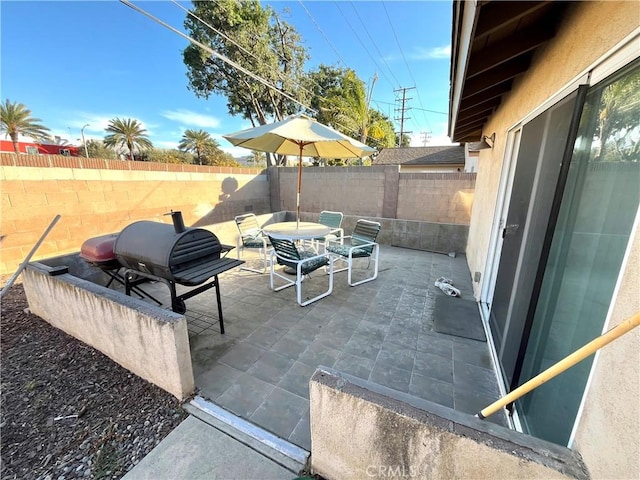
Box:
[103,118,153,160]
[178,129,216,165]
[0,99,51,154]
[322,71,387,148]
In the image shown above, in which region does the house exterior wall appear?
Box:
[463,2,639,478]
[466,1,638,297]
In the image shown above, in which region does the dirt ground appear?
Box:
[0,284,187,480]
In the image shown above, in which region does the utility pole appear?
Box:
[394,86,415,147]
[420,131,432,146]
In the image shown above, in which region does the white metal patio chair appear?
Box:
[234,213,271,273]
[326,219,381,286]
[268,236,334,306]
[311,210,344,252]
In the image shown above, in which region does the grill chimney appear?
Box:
[166,210,186,234]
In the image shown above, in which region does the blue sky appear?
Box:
[1,1,453,157]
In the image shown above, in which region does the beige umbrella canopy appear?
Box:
[224,114,376,226]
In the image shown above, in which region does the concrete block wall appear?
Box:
[273,166,475,223]
[397,172,476,223]
[310,368,589,480]
[0,154,269,275]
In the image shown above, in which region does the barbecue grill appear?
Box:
[82,212,243,334]
[80,233,162,305]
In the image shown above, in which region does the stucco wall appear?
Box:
[573,221,640,479]
[462,2,639,477]
[22,263,194,400]
[0,156,269,275]
[310,368,588,480]
[466,1,639,296]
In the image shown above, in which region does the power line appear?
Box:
[349,2,401,88]
[334,2,396,91]
[372,99,447,115]
[120,1,389,150]
[119,0,314,114]
[297,0,347,67]
[381,1,432,133]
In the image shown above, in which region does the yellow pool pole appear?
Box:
[477,311,640,420]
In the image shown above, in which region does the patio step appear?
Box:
[185,395,309,475]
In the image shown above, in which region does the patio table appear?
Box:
[262,222,330,241]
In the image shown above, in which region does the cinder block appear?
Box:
[0,180,25,194]
[45,191,80,206]
[10,192,47,207]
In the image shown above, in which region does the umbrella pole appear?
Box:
[297,143,303,229]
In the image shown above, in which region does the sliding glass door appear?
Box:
[516,60,640,444]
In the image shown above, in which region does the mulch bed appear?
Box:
[0,283,187,480]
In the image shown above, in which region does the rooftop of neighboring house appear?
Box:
[372,145,465,166]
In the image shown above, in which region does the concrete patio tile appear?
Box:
[409,373,454,408]
[269,334,311,360]
[453,341,493,370]
[343,333,383,361]
[416,334,454,358]
[297,341,341,369]
[246,351,296,385]
[390,315,423,331]
[315,329,353,350]
[218,342,266,371]
[376,342,416,371]
[244,326,286,350]
[453,388,501,419]
[453,362,500,398]
[288,409,311,451]
[250,387,309,440]
[333,352,375,380]
[263,313,304,332]
[215,373,275,418]
[413,351,454,383]
[185,246,509,450]
[195,362,243,401]
[384,325,419,350]
[287,321,323,343]
[353,321,389,342]
[369,363,412,393]
[278,361,316,399]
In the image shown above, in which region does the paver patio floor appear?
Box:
[140,245,508,450]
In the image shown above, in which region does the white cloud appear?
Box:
[385,45,451,62]
[161,109,221,128]
[154,140,179,149]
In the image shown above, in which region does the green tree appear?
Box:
[247,150,266,167]
[396,133,412,148]
[0,99,51,154]
[182,1,308,137]
[597,67,640,162]
[307,68,394,152]
[144,148,193,164]
[103,118,153,161]
[82,139,117,159]
[200,143,240,167]
[178,129,216,165]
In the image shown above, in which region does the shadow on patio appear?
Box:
[140,244,508,451]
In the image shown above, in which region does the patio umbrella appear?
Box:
[223,114,376,227]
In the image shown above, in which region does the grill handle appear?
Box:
[165,210,186,234]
